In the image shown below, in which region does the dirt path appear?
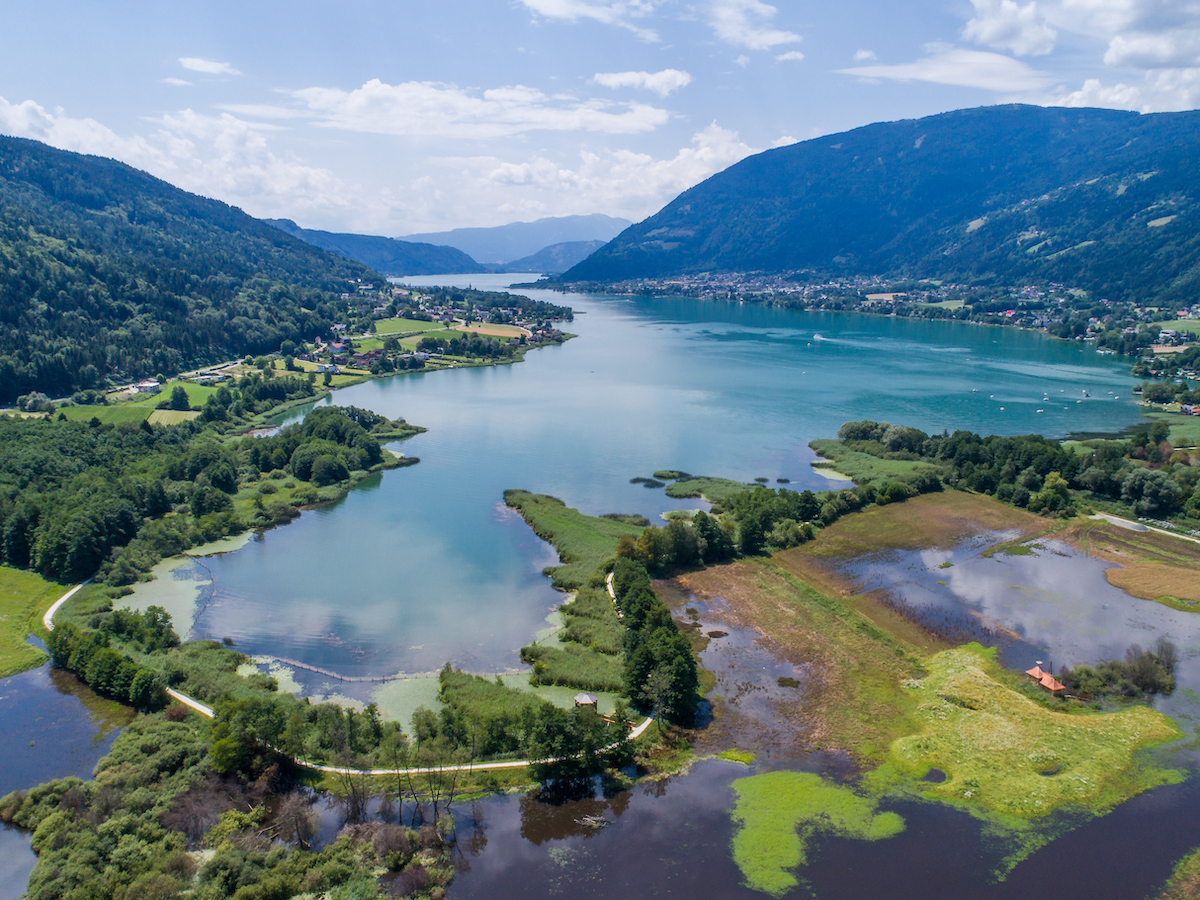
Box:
[42,580,89,631]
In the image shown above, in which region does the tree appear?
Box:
[168,385,190,411]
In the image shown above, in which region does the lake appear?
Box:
[77,275,1198,899]
[123,276,1143,706]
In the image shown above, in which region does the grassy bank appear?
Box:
[502,490,644,590]
[0,567,65,676]
[869,644,1182,818]
[1158,847,1200,900]
[808,438,941,484]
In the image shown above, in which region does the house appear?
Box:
[574,692,599,710]
[133,379,162,394]
[1025,665,1065,694]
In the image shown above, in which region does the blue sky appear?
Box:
[1,0,1197,235]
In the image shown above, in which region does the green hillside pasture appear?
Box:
[147,409,201,426]
[503,490,644,590]
[375,317,446,335]
[0,566,65,676]
[58,405,151,425]
[126,380,221,408]
[398,329,457,350]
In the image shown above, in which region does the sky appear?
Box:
[1,0,1198,236]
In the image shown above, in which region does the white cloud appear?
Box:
[470,122,756,221]
[736,54,750,67]
[775,51,805,62]
[963,0,1057,56]
[288,78,670,138]
[771,134,798,147]
[1048,68,1200,110]
[592,68,692,96]
[162,78,192,87]
[1103,29,1200,68]
[708,0,801,51]
[179,57,241,76]
[854,49,877,61]
[0,95,352,223]
[837,43,1055,92]
[517,0,660,40]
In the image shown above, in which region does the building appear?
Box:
[574,692,599,710]
[1025,665,1065,694]
[133,379,161,394]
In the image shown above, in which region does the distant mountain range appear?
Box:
[564,105,1200,304]
[504,240,606,274]
[264,219,485,276]
[402,214,630,264]
[0,136,379,402]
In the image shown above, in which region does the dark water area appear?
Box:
[0,663,132,796]
[446,758,1200,900]
[0,662,134,900]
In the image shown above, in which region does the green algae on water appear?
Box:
[730,771,904,896]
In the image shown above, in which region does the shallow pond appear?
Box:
[843,537,1200,720]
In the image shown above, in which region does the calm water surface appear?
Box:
[128,278,1143,686]
[108,276,1196,899]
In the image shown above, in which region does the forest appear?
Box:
[0,135,379,402]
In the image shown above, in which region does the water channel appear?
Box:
[9,275,1194,898]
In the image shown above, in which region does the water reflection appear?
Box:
[843,538,1200,720]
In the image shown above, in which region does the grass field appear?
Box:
[454,323,528,337]
[731,771,904,896]
[0,566,66,677]
[1143,411,1200,448]
[58,405,151,425]
[147,409,201,426]
[808,439,941,485]
[125,380,221,408]
[503,490,644,590]
[784,490,1042,563]
[1152,319,1200,336]
[869,644,1181,818]
[374,317,446,335]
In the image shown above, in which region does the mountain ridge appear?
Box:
[0,135,378,402]
[563,104,1200,304]
[264,219,484,276]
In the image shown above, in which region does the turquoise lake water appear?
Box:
[127,277,1142,688]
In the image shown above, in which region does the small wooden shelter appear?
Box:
[574,692,599,710]
[1025,665,1065,695]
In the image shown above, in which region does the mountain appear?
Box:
[402,214,631,264]
[0,135,378,403]
[504,240,606,274]
[264,219,484,276]
[564,105,1200,304]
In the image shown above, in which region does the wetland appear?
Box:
[7,276,1198,899]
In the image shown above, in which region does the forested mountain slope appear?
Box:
[264,218,484,275]
[565,105,1200,303]
[0,136,379,403]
